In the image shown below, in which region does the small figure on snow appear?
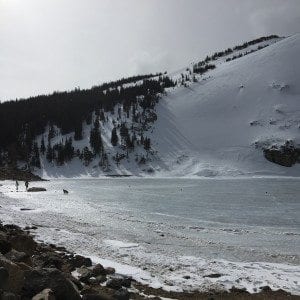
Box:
[15,180,19,192]
[25,181,29,191]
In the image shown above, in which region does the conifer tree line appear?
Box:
[192,35,279,74]
[0,73,175,168]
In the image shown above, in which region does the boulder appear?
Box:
[32,288,56,300]
[27,187,47,192]
[0,232,12,255]
[32,252,64,270]
[0,254,25,294]
[114,288,130,300]
[105,267,115,275]
[77,267,93,284]
[9,233,36,255]
[22,268,81,300]
[91,263,106,276]
[5,249,32,265]
[106,275,132,290]
[70,255,92,268]
[263,143,300,167]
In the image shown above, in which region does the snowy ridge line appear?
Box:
[9,33,298,178]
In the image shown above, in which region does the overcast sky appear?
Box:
[0,0,299,101]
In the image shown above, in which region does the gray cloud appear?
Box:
[0,0,299,101]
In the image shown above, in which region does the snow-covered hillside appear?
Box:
[37,34,300,178]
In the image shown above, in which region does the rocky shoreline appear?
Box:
[1,220,299,300]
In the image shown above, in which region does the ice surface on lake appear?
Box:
[0,178,299,294]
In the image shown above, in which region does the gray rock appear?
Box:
[91,263,106,276]
[0,233,12,255]
[22,268,81,300]
[0,254,25,294]
[263,142,300,167]
[9,233,36,255]
[5,249,31,265]
[27,187,47,192]
[32,252,64,270]
[106,275,132,290]
[70,255,92,268]
[78,267,93,284]
[114,287,130,300]
[105,267,115,275]
[32,288,56,300]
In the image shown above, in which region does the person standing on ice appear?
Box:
[15,180,19,192]
[25,181,29,191]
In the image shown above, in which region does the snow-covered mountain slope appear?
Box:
[151,34,300,177]
[36,34,300,178]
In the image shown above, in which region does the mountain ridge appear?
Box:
[1,34,299,178]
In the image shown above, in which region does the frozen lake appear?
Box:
[0,178,299,293]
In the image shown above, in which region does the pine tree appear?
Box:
[40,137,46,155]
[111,127,118,146]
[82,147,93,166]
[144,137,151,150]
[46,142,53,162]
[74,122,83,140]
[30,142,41,168]
[48,124,55,141]
[90,117,102,155]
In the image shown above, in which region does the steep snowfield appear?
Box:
[36,34,300,178]
[151,34,300,177]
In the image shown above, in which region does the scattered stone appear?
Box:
[106,275,132,290]
[77,267,93,284]
[9,233,36,255]
[32,252,64,270]
[22,268,81,300]
[229,286,248,294]
[70,255,92,268]
[3,225,21,231]
[32,288,56,300]
[4,249,31,265]
[27,187,47,192]
[114,287,130,300]
[91,263,106,276]
[68,276,83,291]
[0,233,12,255]
[95,275,107,284]
[80,286,99,296]
[105,267,115,275]
[24,226,38,230]
[260,285,272,292]
[204,273,222,278]
[20,208,33,211]
[0,254,25,294]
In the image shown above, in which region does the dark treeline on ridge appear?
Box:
[0,72,176,167]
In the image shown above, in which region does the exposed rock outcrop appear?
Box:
[263,141,300,167]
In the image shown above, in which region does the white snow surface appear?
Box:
[35,35,300,178]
